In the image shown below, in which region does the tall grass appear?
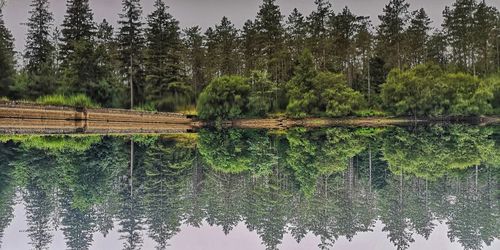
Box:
[36,94,99,108]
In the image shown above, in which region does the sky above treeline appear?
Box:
[3,0,500,54]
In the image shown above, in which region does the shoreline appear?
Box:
[0,102,499,134]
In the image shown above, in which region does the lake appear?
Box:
[0,125,498,250]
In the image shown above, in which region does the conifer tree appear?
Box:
[144,0,185,108]
[0,6,15,97]
[241,20,259,74]
[376,0,410,70]
[255,0,286,81]
[118,0,145,106]
[443,0,476,72]
[60,0,95,60]
[286,8,307,61]
[25,0,54,74]
[24,0,57,98]
[183,26,206,98]
[213,16,240,76]
[307,0,333,70]
[405,8,431,67]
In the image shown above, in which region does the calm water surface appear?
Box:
[0,125,498,250]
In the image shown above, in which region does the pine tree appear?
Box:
[60,0,95,60]
[426,31,448,65]
[473,1,499,74]
[94,19,124,107]
[241,20,259,74]
[376,0,410,70]
[144,0,185,108]
[307,0,333,70]
[24,0,57,98]
[405,8,431,67]
[255,0,286,81]
[286,8,307,61]
[214,16,240,76]
[118,0,145,106]
[183,26,206,98]
[25,0,54,74]
[443,0,476,72]
[0,6,15,97]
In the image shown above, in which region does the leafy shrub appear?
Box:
[381,64,494,117]
[197,76,250,120]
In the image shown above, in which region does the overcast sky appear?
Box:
[2,0,500,53]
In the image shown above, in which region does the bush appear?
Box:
[36,94,99,108]
[197,76,251,120]
[381,64,494,117]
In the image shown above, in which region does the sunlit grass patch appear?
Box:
[36,94,99,108]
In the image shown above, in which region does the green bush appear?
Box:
[197,76,251,120]
[381,64,494,117]
[36,94,99,108]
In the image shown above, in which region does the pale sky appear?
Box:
[2,0,500,54]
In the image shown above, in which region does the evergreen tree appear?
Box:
[144,0,185,108]
[94,19,124,107]
[183,26,206,98]
[213,16,240,76]
[0,6,15,97]
[25,0,54,74]
[473,1,499,74]
[443,0,477,72]
[405,8,431,67]
[241,20,259,74]
[60,0,95,60]
[376,0,410,70]
[24,0,57,98]
[255,0,286,82]
[426,31,448,65]
[286,8,307,61]
[118,0,145,106]
[307,0,333,70]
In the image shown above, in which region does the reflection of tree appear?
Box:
[0,142,16,248]
[143,138,195,249]
[0,126,497,250]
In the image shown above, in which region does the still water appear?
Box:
[0,125,498,250]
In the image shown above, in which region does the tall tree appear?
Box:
[0,5,15,97]
[183,26,206,98]
[60,0,95,60]
[241,20,259,74]
[473,1,499,74]
[405,8,431,67]
[286,8,307,62]
[144,0,185,107]
[255,0,286,82]
[443,0,477,73]
[118,0,145,106]
[24,0,57,98]
[307,0,333,70]
[214,16,240,76]
[376,0,410,70]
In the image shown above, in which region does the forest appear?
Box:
[0,0,500,118]
[0,126,498,250]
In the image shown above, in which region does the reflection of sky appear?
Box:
[4,199,499,250]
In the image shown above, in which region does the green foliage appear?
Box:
[36,94,100,108]
[381,63,494,117]
[286,50,364,118]
[197,76,250,120]
[0,135,102,152]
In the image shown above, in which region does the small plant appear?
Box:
[134,103,157,112]
[354,109,388,117]
[36,94,99,108]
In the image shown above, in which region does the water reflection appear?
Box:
[0,125,498,250]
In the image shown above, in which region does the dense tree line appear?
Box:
[0,125,498,249]
[0,0,499,117]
